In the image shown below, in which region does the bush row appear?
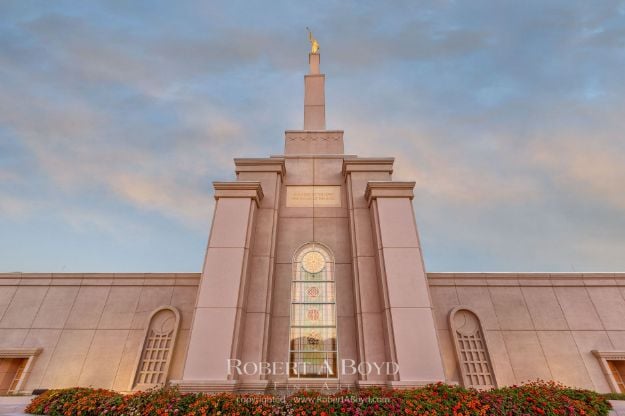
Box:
[25,381,612,416]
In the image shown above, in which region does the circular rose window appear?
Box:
[301,251,326,274]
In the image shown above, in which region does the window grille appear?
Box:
[132,306,180,390]
[607,361,625,393]
[289,243,337,378]
[8,358,27,393]
[449,307,496,389]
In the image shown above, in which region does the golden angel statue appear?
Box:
[306,27,320,54]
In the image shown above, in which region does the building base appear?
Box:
[169,379,239,393]
[387,380,445,389]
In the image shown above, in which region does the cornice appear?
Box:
[427,272,625,287]
[284,130,344,141]
[0,273,201,286]
[593,350,625,360]
[234,158,285,176]
[365,181,415,205]
[342,157,394,176]
[213,181,264,207]
[0,347,42,358]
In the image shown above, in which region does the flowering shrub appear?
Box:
[25,388,120,415]
[25,381,611,416]
[481,381,611,416]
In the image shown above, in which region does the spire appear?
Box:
[303,52,326,130]
[284,33,343,155]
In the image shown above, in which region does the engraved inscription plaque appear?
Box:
[286,186,341,207]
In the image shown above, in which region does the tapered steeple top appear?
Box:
[303,52,325,130]
[284,41,343,154]
[309,52,320,75]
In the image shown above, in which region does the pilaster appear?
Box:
[175,181,263,392]
[365,180,445,386]
[233,159,285,389]
[342,158,395,383]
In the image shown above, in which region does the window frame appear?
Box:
[288,242,339,380]
[448,306,497,389]
[592,350,625,393]
[130,305,181,391]
[0,348,41,394]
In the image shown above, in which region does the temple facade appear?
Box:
[1,52,625,395]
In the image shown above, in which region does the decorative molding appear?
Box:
[0,348,42,358]
[592,350,625,393]
[286,137,341,142]
[234,158,286,176]
[284,130,344,155]
[271,154,355,159]
[284,130,344,141]
[428,272,625,287]
[0,273,200,286]
[593,350,625,361]
[213,181,264,207]
[365,181,415,206]
[342,158,394,176]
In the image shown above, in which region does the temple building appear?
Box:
[1,49,625,396]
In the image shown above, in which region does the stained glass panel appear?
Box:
[289,243,337,378]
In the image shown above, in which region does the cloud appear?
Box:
[0,193,34,219]
[529,133,625,211]
[106,172,214,226]
[343,118,541,207]
[0,75,221,228]
[1,0,625,272]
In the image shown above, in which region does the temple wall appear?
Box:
[267,154,360,385]
[0,273,199,393]
[429,272,625,393]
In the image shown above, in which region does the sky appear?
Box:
[1,0,625,273]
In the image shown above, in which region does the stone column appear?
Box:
[365,181,445,387]
[176,181,263,392]
[343,158,395,385]
[234,159,284,391]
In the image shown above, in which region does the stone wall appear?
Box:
[5,270,625,393]
[429,272,625,393]
[0,273,199,393]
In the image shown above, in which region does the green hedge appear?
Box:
[602,392,625,401]
[25,381,611,416]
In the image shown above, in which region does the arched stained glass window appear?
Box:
[449,307,496,389]
[289,243,337,378]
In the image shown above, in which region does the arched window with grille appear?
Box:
[449,306,497,389]
[289,243,337,378]
[131,306,180,390]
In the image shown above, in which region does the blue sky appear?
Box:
[1,1,625,272]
